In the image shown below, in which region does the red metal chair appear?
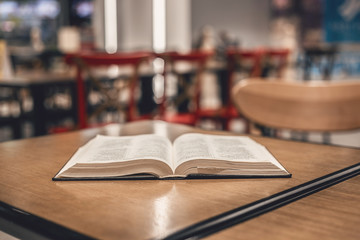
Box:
[224,48,290,132]
[192,49,264,130]
[65,51,153,129]
[204,48,263,131]
[157,50,214,126]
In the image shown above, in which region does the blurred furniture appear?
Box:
[65,51,153,129]
[158,50,214,126]
[0,72,76,140]
[0,120,359,239]
[222,49,264,131]
[0,84,27,140]
[223,48,290,131]
[232,79,360,143]
[302,45,338,80]
[260,48,290,78]
[226,48,264,80]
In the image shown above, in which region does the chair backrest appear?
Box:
[226,48,263,77]
[74,52,151,66]
[157,50,214,116]
[159,50,213,64]
[231,79,360,132]
[225,48,264,111]
[65,51,153,128]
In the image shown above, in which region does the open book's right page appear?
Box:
[173,133,290,177]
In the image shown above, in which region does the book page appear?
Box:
[173,133,284,169]
[57,134,173,176]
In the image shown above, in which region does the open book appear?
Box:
[53,132,290,180]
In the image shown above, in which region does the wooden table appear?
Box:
[0,120,359,240]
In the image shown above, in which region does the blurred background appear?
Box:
[0,0,359,147]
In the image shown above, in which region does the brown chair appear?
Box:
[231,79,360,143]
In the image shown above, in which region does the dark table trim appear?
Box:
[161,162,360,240]
[0,201,95,240]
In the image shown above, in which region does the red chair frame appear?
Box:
[157,50,214,126]
[65,51,153,129]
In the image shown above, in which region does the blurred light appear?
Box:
[104,0,118,54]
[152,57,165,102]
[76,2,93,18]
[58,27,81,53]
[0,1,18,16]
[107,65,120,78]
[18,4,35,17]
[35,0,60,19]
[153,57,165,73]
[152,0,166,53]
[153,74,165,101]
[1,21,15,32]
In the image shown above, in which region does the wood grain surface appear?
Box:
[0,120,359,240]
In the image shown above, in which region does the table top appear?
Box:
[208,176,360,240]
[0,120,359,240]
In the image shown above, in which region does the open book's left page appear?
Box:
[53,134,174,180]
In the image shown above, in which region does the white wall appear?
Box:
[93,0,153,51]
[118,0,152,51]
[93,0,271,51]
[117,0,192,51]
[166,0,192,51]
[191,0,271,48]
[93,0,105,50]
